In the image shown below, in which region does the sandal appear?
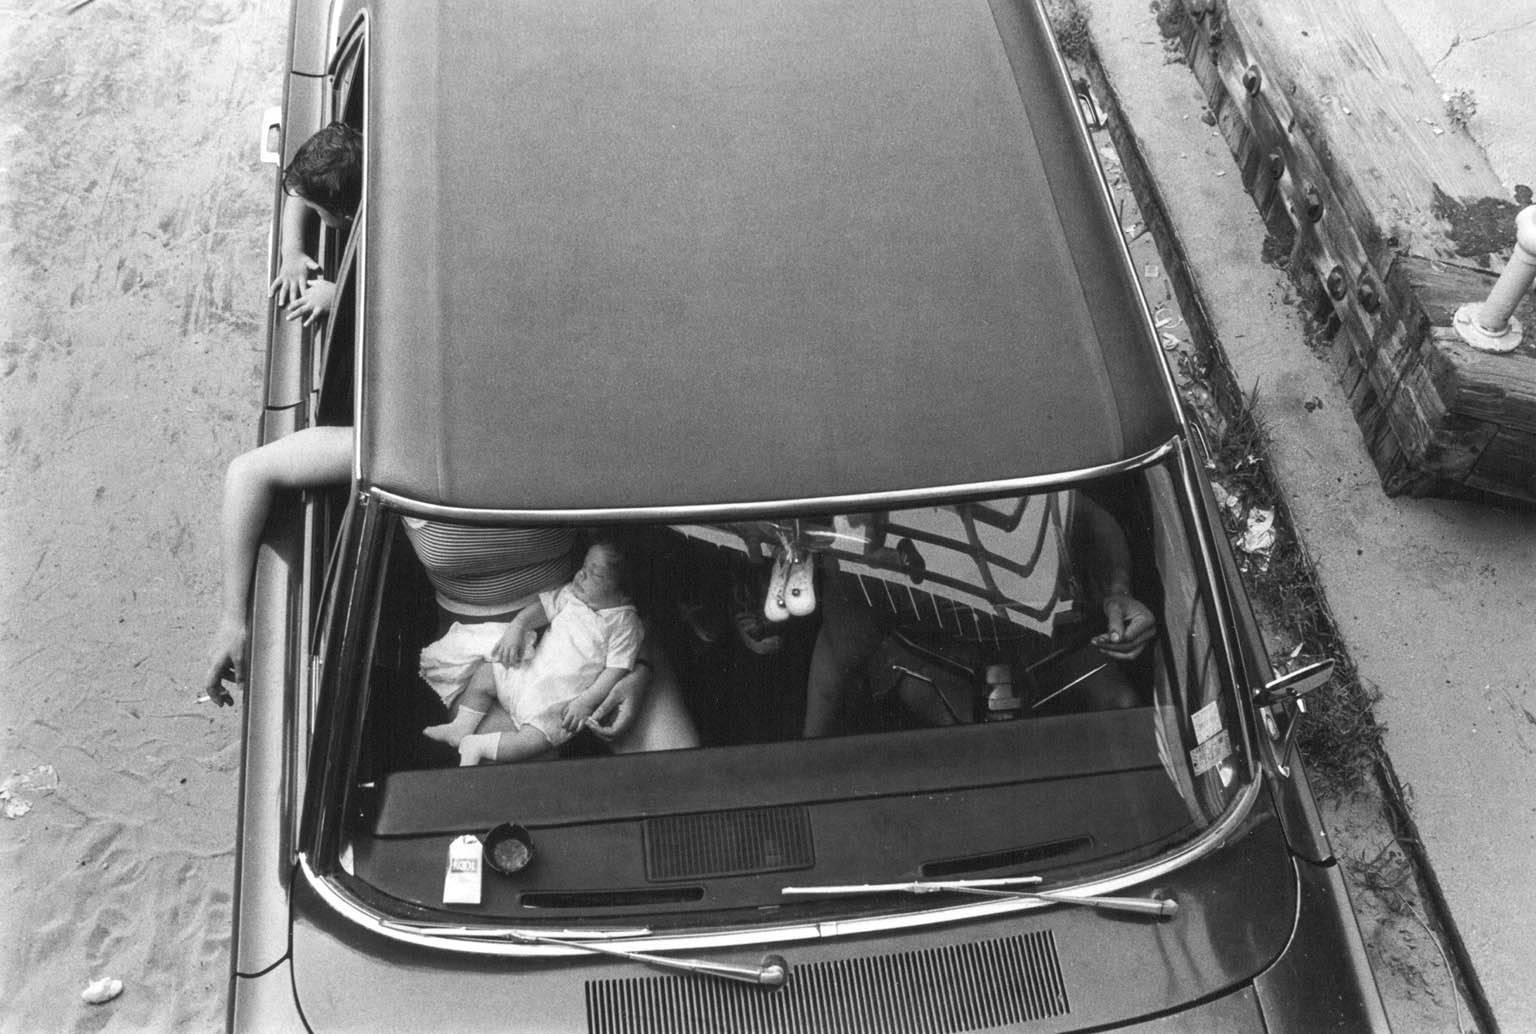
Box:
[785,549,816,617]
[763,547,792,623]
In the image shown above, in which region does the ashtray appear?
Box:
[481,822,534,875]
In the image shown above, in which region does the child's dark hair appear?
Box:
[282,122,362,219]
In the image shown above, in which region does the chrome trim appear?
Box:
[296,776,1260,958]
[1030,0,1189,426]
[326,2,357,62]
[367,441,1179,523]
[349,13,369,480]
[1172,441,1260,766]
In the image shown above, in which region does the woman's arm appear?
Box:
[202,425,354,701]
[565,667,628,732]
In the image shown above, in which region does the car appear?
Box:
[231,0,1391,1030]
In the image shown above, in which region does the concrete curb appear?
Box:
[1075,27,1500,1034]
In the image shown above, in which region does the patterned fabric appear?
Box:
[401,518,577,617]
[840,493,1078,639]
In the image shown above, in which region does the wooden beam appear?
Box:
[1159,0,1534,502]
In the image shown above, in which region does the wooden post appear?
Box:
[1455,206,1536,353]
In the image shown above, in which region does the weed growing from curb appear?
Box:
[1204,390,1386,793]
[1043,0,1091,62]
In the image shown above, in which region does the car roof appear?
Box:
[359,0,1181,511]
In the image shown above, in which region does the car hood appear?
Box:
[287,804,1295,1033]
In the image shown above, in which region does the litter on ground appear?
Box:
[81,977,124,1005]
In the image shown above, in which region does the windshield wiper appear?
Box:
[382,920,789,988]
[508,931,790,988]
[782,876,1177,918]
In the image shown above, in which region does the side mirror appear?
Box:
[1254,659,1333,708]
[1255,659,1334,778]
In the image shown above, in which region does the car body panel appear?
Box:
[262,70,323,414]
[229,515,303,978]
[359,0,1179,511]
[227,961,311,1034]
[1254,855,1394,1033]
[1113,986,1266,1032]
[286,0,333,77]
[289,808,1295,1033]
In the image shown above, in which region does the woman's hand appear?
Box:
[201,616,247,707]
[1093,591,1156,661]
[269,253,319,308]
[285,278,336,327]
[491,623,537,666]
[583,664,651,742]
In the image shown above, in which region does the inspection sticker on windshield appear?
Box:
[1190,729,1232,775]
[1191,701,1223,743]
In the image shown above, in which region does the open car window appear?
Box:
[313,454,1252,925]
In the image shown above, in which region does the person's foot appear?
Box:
[422,706,485,748]
[458,731,501,766]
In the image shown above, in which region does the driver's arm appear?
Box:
[1076,494,1155,660]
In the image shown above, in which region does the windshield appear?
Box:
[321,455,1249,930]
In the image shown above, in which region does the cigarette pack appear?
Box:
[443,834,483,905]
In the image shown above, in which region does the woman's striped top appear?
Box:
[401,518,577,617]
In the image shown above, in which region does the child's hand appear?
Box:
[270,253,320,307]
[492,624,537,666]
[286,278,336,327]
[562,696,597,733]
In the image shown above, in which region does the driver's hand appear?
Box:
[1094,592,1155,661]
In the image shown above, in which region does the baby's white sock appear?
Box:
[423,706,486,748]
[458,731,502,766]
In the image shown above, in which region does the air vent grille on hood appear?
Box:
[586,930,1069,1034]
[644,806,814,881]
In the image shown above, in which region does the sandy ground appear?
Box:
[0,0,280,1030]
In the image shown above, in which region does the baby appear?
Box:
[421,538,643,766]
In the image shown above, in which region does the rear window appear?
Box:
[319,455,1249,924]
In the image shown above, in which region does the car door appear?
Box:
[261,20,366,436]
